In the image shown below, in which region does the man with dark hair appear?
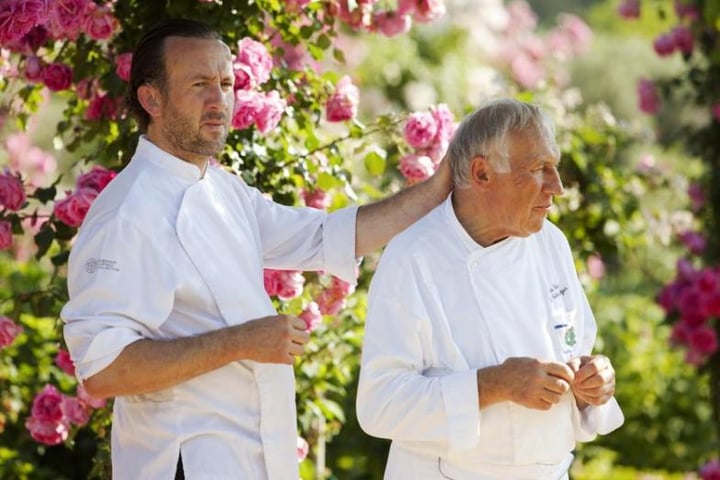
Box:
[61,19,452,479]
[357,98,623,479]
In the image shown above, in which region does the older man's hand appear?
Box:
[482,357,575,411]
[566,355,616,409]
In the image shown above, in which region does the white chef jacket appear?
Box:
[356,196,623,480]
[61,136,358,480]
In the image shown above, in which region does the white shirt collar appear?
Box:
[135,135,206,181]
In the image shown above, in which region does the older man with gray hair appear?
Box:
[356,98,623,479]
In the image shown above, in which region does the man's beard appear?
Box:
[161,103,228,158]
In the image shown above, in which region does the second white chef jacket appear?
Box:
[356,196,623,480]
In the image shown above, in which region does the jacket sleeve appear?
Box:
[245,182,359,285]
[61,215,175,382]
[356,242,480,455]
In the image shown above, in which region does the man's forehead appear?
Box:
[164,36,233,61]
[163,37,233,74]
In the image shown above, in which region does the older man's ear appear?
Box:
[469,155,493,188]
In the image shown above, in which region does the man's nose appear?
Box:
[545,166,564,196]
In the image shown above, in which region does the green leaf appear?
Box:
[34,225,55,259]
[316,33,331,50]
[364,150,387,176]
[34,186,57,204]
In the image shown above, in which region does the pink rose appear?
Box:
[399,153,435,183]
[55,349,76,376]
[0,221,12,251]
[0,171,26,210]
[76,166,116,193]
[263,269,305,300]
[688,182,705,211]
[617,0,640,19]
[233,64,255,91]
[404,112,437,149]
[637,79,660,114]
[31,385,65,423]
[299,302,322,332]
[511,54,545,89]
[48,0,88,40]
[301,188,331,210]
[653,33,676,56]
[315,276,355,315]
[115,52,132,82]
[671,26,693,55]
[337,0,374,31]
[325,75,359,122]
[23,55,44,83]
[77,384,106,409]
[232,89,264,130]
[25,416,69,446]
[679,231,706,255]
[0,316,22,348]
[586,254,605,280]
[84,92,117,121]
[297,436,310,462]
[83,3,117,41]
[235,37,273,86]
[15,24,49,54]
[62,396,90,426]
[688,325,718,355]
[430,103,455,145]
[42,62,73,92]
[675,2,700,21]
[397,0,417,15]
[0,0,46,44]
[412,0,446,23]
[53,188,98,228]
[255,90,286,134]
[374,11,412,37]
[75,77,97,100]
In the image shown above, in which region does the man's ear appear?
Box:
[469,155,492,189]
[137,84,162,118]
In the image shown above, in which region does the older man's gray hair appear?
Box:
[447,98,559,188]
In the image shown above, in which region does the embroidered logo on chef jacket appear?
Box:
[85,257,119,274]
[549,283,577,360]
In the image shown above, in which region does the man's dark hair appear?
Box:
[126,19,223,131]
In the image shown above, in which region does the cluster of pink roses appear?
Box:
[399,104,455,183]
[326,75,360,123]
[53,166,116,228]
[263,269,306,301]
[0,170,27,250]
[496,1,592,90]
[621,1,720,119]
[654,180,718,367]
[314,275,355,316]
[230,37,287,134]
[700,459,720,480]
[263,270,355,329]
[334,0,445,36]
[25,383,106,446]
[0,315,23,349]
[0,0,118,91]
[658,260,720,366]
[301,188,332,210]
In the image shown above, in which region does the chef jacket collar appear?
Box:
[136,135,208,181]
[444,193,512,256]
